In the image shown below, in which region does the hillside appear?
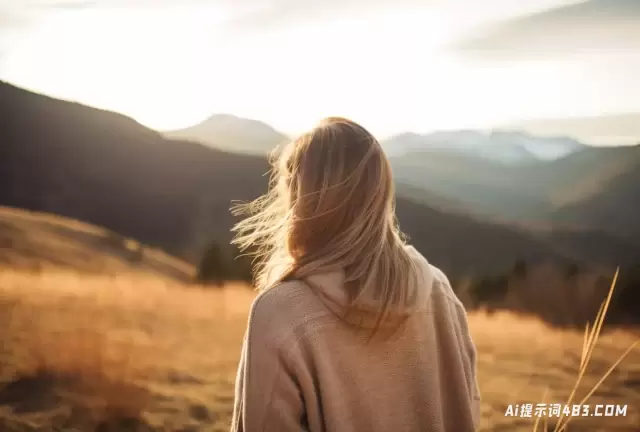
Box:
[0,80,583,279]
[0,206,194,282]
[389,143,640,245]
[529,145,640,243]
[388,149,551,221]
[0,81,269,263]
[164,114,289,155]
[548,146,640,241]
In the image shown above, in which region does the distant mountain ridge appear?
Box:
[164,114,588,165]
[165,114,289,156]
[383,130,585,164]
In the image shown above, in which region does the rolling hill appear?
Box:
[387,149,550,221]
[0,206,194,281]
[1,81,637,281]
[388,142,640,245]
[546,146,640,241]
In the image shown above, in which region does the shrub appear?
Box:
[194,242,230,287]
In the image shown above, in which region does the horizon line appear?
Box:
[3,78,639,147]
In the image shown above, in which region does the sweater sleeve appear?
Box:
[455,303,481,430]
[230,306,306,432]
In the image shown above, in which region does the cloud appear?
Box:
[451,0,640,59]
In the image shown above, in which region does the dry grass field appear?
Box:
[1,270,639,431]
[0,270,252,431]
[1,208,639,431]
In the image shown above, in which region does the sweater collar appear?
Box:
[302,246,435,330]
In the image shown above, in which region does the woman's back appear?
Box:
[231,246,480,432]
[230,117,480,431]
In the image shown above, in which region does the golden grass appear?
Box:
[469,308,640,430]
[0,206,194,282]
[0,269,253,431]
[0,268,638,431]
[542,268,639,432]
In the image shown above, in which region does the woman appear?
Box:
[230,117,481,432]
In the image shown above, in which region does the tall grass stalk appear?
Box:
[530,267,640,432]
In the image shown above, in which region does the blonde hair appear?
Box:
[231,117,418,331]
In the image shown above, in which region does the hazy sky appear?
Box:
[1,0,639,141]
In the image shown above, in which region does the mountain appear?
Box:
[545,145,640,241]
[383,130,584,164]
[488,131,584,161]
[388,149,550,221]
[164,114,290,155]
[388,139,640,245]
[0,81,269,263]
[169,119,586,164]
[3,81,636,279]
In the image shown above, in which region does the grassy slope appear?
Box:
[0,270,638,431]
[0,206,194,282]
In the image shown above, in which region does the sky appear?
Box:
[0,0,639,142]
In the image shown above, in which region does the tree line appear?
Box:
[194,241,640,326]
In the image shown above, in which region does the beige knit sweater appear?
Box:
[231,246,481,432]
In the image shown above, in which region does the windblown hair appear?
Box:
[231,117,419,329]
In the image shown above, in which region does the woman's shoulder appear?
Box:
[250,280,308,315]
[404,244,449,283]
[404,244,461,307]
[246,280,329,345]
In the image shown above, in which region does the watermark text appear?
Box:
[504,403,627,418]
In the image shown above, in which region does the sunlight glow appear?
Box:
[2,2,639,138]
[2,6,231,130]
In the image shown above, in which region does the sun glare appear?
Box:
[2,5,232,131]
[1,3,633,136]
